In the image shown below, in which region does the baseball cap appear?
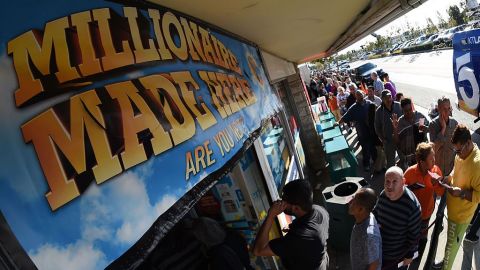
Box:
[381,90,392,98]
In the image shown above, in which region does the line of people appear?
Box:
[252,71,480,270]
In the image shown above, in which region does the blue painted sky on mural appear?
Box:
[0,0,280,269]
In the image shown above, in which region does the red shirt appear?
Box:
[404,164,445,220]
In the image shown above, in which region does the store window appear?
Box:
[260,115,292,192]
[140,148,281,270]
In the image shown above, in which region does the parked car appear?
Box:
[435,26,465,45]
[444,25,465,41]
[414,34,429,45]
[349,62,386,86]
[402,40,415,49]
[421,34,438,45]
[389,43,403,53]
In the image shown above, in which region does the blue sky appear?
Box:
[0,1,279,269]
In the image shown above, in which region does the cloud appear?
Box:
[30,241,107,270]
[154,194,177,216]
[28,168,181,269]
[80,170,178,246]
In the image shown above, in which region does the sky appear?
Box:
[338,0,465,54]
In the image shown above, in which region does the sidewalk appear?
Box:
[311,104,472,270]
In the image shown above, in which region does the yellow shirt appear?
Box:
[447,145,480,224]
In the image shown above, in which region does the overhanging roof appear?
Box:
[148,0,427,63]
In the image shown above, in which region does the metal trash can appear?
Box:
[324,136,358,183]
[322,177,368,250]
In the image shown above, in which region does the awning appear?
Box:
[148,0,428,63]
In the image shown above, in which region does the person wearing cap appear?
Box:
[338,90,376,172]
[371,72,384,97]
[375,90,403,168]
[392,97,429,171]
[253,179,329,270]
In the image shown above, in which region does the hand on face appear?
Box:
[268,200,287,217]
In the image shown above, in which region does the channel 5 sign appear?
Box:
[453,29,480,117]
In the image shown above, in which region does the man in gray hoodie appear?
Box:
[374,90,403,168]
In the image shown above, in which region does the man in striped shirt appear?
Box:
[373,166,422,270]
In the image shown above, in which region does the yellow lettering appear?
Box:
[139,74,195,145]
[199,26,217,65]
[124,7,160,63]
[204,141,215,166]
[217,73,240,113]
[71,11,103,76]
[185,151,196,180]
[170,71,217,130]
[208,72,232,115]
[93,8,134,71]
[238,78,257,105]
[8,17,80,107]
[228,75,247,109]
[21,90,122,210]
[162,12,188,61]
[148,9,173,60]
[213,134,225,156]
[180,17,206,62]
[194,145,206,173]
[106,81,172,169]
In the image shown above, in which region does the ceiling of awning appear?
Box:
[147,0,427,63]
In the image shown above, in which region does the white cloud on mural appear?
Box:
[154,194,177,216]
[28,167,180,269]
[30,241,107,270]
[81,171,179,246]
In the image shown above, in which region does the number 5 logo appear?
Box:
[456,52,480,110]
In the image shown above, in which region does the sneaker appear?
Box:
[432,260,443,269]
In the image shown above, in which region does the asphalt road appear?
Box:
[352,50,480,132]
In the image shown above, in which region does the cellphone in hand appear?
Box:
[407,182,425,191]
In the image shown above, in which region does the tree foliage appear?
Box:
[448,5,466,26]
[311,2,475,66]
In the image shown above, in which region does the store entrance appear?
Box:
[138,148,282,270]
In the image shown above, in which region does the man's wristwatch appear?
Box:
[460,190,466,200]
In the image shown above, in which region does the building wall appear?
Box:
[283,72,326,174]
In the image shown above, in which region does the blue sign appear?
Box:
[0,1,281,269]
[453,29,480,116]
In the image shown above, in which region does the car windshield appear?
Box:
[357,63,376,74]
